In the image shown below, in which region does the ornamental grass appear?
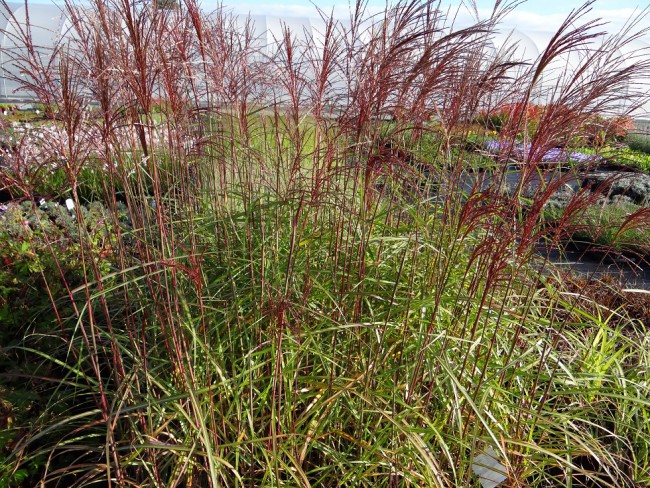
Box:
[1,0,650,486]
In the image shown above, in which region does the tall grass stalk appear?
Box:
[1,0,649,485]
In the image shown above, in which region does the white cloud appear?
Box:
[221,1,650,45]
[226,2,386,19]
[485,7,650,35]
[223,1,649,35]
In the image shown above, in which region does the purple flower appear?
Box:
[484,140,506,152]
[484,139,601,163]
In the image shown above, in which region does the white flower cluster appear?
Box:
[0,118,184,176]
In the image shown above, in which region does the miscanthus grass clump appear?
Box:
[1,0,650,486]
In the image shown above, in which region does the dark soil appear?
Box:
[565,274,650,326]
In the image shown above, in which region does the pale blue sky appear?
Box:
[213,0,648,33]
[217,0,645,15]
[35,0,646,18]
[32,0,648,34]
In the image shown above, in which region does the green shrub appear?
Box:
[0,199,131,486]
[627,132,650,155]
[0,200,126,333]
[545,201,650,256]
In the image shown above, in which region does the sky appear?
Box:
[212,0,649,34]
[30,0,649,36]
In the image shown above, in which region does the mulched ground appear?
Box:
[565,274,650,327]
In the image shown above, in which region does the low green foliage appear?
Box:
[616,146,650,172]
[627,132,650,157]
[546,201,650,256]
[565,144,650,172]
[0,198,124,337]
